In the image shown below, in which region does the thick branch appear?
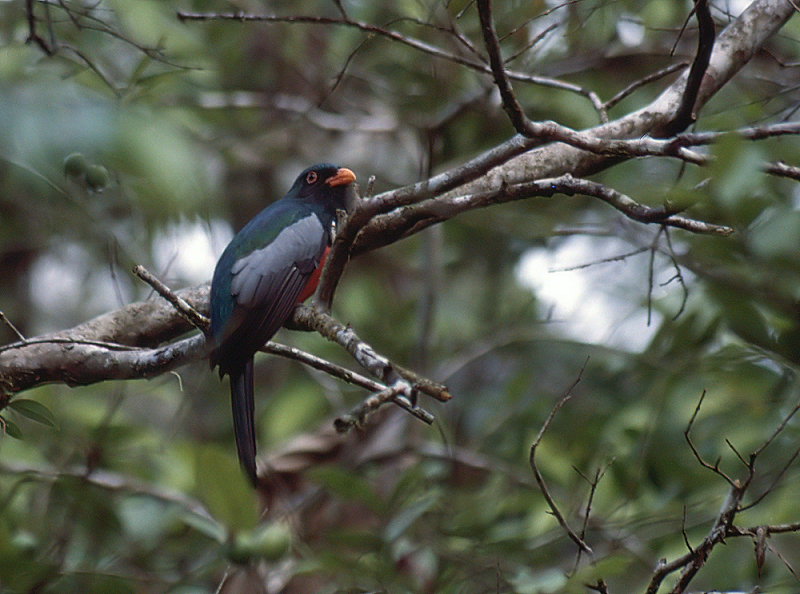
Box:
[0,284,450,411]
[0,334,205,394]
[0,284,210,394]
[457,0,794,188]
[350,174,732,256]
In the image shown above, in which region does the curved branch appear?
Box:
[459,0,794,187]
[657,0,715,137]
[316,133,544,306]
[349,174,732,257]
[0,284,450,411]
[176,10,604,115]
[0,334,205,394]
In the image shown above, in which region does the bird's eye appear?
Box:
[306,171,318,184]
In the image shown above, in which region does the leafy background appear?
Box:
[1,0,800,593]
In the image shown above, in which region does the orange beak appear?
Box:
[325,167,356,187]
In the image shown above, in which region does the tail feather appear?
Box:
[230,358,258,486]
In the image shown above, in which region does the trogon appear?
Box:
[209,163,356,486]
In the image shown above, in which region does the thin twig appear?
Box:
[177,10,605,116]
[334,384,434,432]
[262,341,435,427]
[291,304,451,404]
[646,228,662,325]
[504,22,558,65]
[741,445,800,511]
[573,460,612,570]
[25,0,54,55]
[0,313,27,343]
[132,265,210,334]
[604,62,690,111]
[662,228,689,320]
[476,0,536,137]
[684,390,738,487]
[549,247,649,272]
[529,361,593,557]
[680,505,695,554]
[0,337,142,355]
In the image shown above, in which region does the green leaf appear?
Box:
[181,509,227,544]
[7,399,57,429]
[306,465,382,513]
[1,417,23,439]
[194,445,258,533]
[383,489,441,542]
[226,522,291,564]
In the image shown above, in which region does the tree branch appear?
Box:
[657,0,715,137]
[0,283,448,429]
[529,364,593,557]
[349,173,732,257]
[291,304,451,404]
[133,265,209,335]
[645,394,800,594]
[263,341,435,427]
[453,0,795,188]
[176,10,605,117]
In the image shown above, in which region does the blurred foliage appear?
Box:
[1,0,800,593]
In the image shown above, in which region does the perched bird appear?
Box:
[209,163,356,485]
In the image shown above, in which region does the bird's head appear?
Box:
[289,163,356,212]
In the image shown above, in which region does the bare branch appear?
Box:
[657,0,715,137]
[574,461,613,572]
[0,312,27,343]
[684,390,738,487]
[458,0,795,189]
[529,362,593,557]
[133,265,210,334]
[476,0,536,137]
[766,161,800,181]
[333,384,434,432]
[663,228,690,320]
[350,174,732,257]
[177,10,606,117]
[0,333,205,395]
[25,0,54,55]
[262,342,435,427]
[752,399,800,458]
[603,62,690,111]
[291,304,451,404]
[645,395,800,594]
[316,133,544,306]
[741,445,800,511]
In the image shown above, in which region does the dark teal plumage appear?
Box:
[209,163,355,485]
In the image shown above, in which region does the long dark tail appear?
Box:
[229,358,257,486]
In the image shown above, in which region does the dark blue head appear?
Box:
[285,163,356,211]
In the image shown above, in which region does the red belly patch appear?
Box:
[297,245,329,303]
